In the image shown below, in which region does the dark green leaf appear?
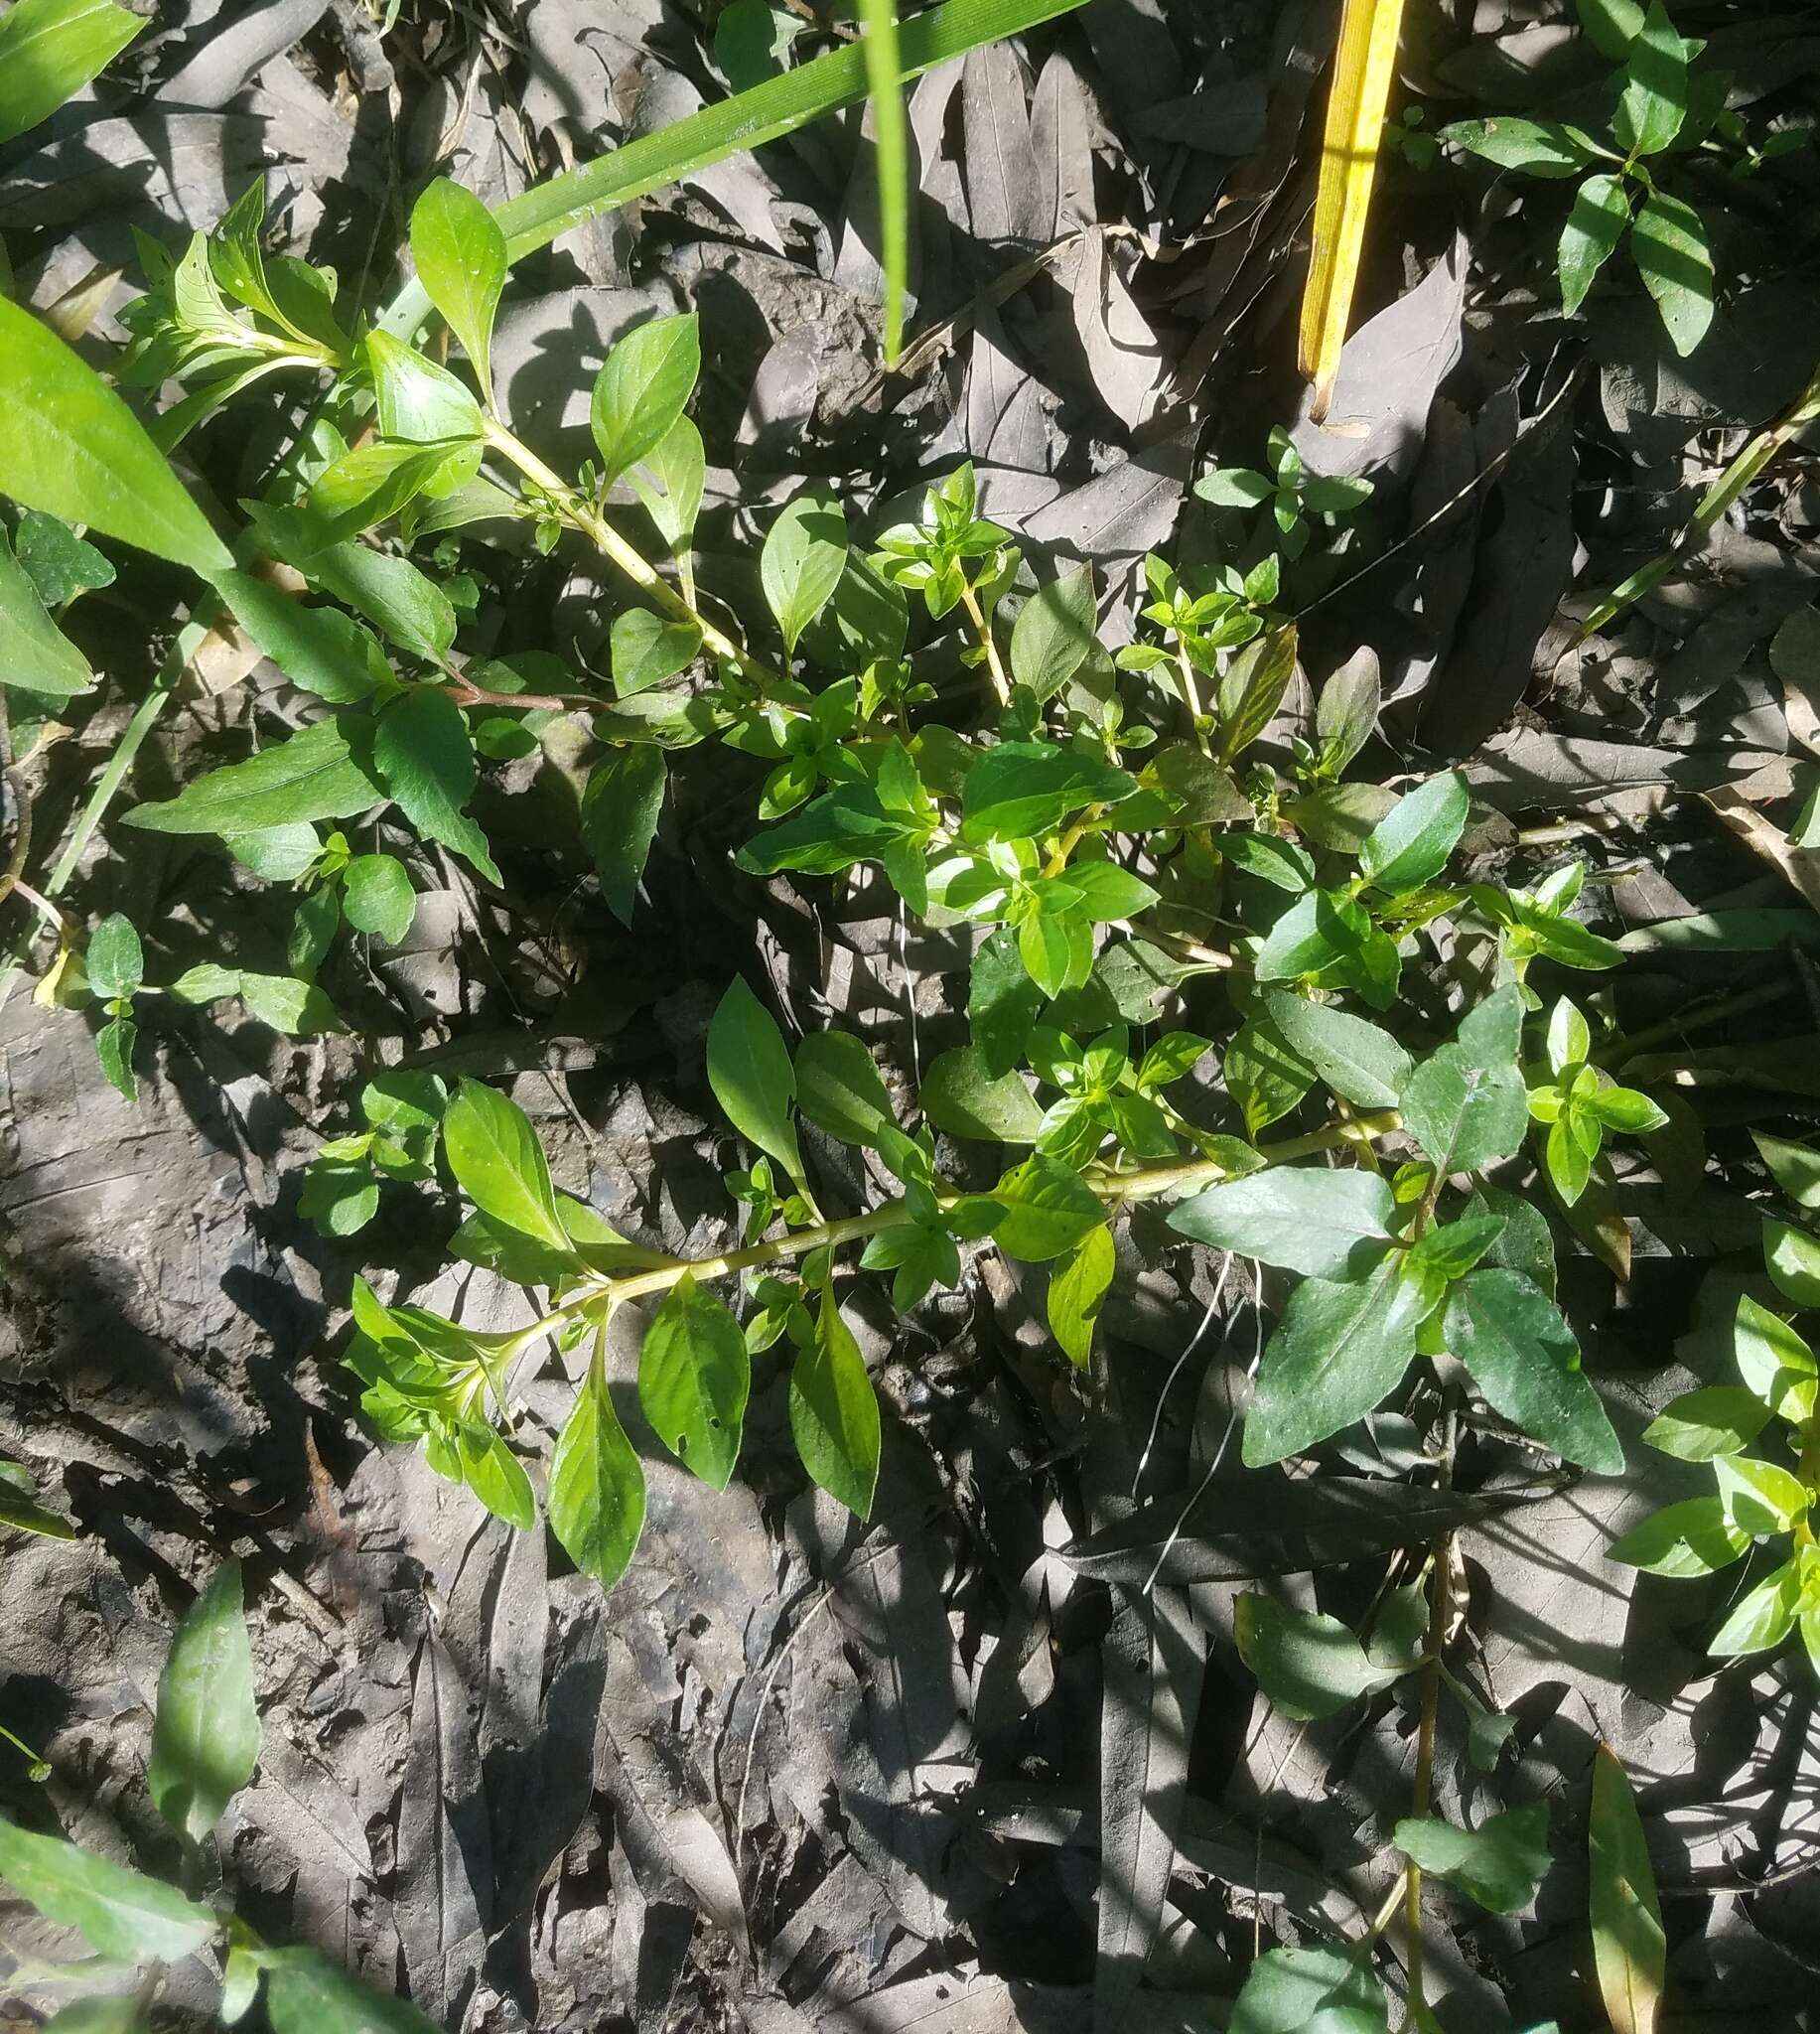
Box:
[920,1043,1043,1142]
[1358,772,1469,891]
[549,1360,646,1590]
[260,1944,443,2034]
[1010,564,1098,700]
[0,524,90,698]
[639,1272,749,1489]
[343,854,415,943]
[372,686,499,883]
[611,607,701,694]
[970,926,1044,1077]
[124,717,381,835]
[85,913,143,1000]
[707,976,803,1181]
[306,542,456,665]
[1261,990,1411,1110]
[1406,1213,1506,1281]
[1214,626,1297,766]
[1223,1017,1315,1135]
[1393,1804,1551,1914]
[0,1815,217,1961]
[1168,1166,1395,1280]
[215,571,390,703]
[590,313,700,484]
[1399,986,1528,1176]
[1559,173,1630,315]
[443,1077,570,1249]
[1464,1184,1558,1299]
[1229,1944,1387,2034]
[795,1029,894,1147]
[1445,1268,1622,1471]
[581,744,666,927]
[1235,1592,1398,1720]
[959,740,1133,845]
[790,1281,880,1518]
[95,1013,136,1100]
[148,1560,259,1845]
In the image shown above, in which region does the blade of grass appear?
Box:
[857,0,910,365]
[1298,0,1407,422]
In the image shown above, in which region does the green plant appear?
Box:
[0,1561,441,2032]
[1610,1129,1820,1670]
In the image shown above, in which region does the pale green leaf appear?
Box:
[148,1560,260,1846]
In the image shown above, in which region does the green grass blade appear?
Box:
[857,0,910,365]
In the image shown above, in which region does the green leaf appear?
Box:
[1764,1220,1820,1308]
[306,541,456,665]
[1715,1452,1807,1534]
[95,1013,136,1100]
[990,1151,1104,1261]
[1253,887,1398,1007]
[124,717,381,835]
[762,485,849,657]
[259,1944,444,2034]
[1465,1183,1558,1299]
[1590,1744,1665,2034]
[790,1281,881,1518]
[1406,1213,1506,1281]
[970,927,1044,1077]
[1710,1557,1803,1656]
[343,854,415,944]
[1632,189,1713,358]
[1733,1294,1818,1423]
[147,1561,260,1845]
[1261,991,1412,1110]
[0,1815,217,1961]
[1578,0,1644,59]
[1229,1944,1387,2034]
[1223,1018,1315,1135]
[44,2000,150,2034]
[0,296,231,578]
[959,740,1133,845]
[1751,1130,1820,1211]
[549,1357,646,1590]
[1445,1268,1623,1472]
[1642,1385,1768,1461]
[1235,1592,1398,1720]
[1243,1252,1432,1467]
[14,508,115,606]
[1612,0,1689,157]
[920,1043,1043,1142]
[216,571,390,703]
[590,313,700,485]
[1608,1495,1750,1577]
[581,744,666,927]
[1559,172,1630,316]
[0,524,91,698]
[1010,564,1098,700]
[1168,1166,1395,1280]
[611,607,701,694]
[1146,742,1254,826]
[1064,859,1158,924]
[85,913,143,1001]
[1445,115,1601,177]
[410,177,507,408]
[707,976,803,1182]
[1393,1804,1551,1914]
[1358,772,1469,892]
[372,686,500,884]
[628,415,706,561]
[639,1272,749,1490]
[795,1029,895,1147]
[0,0,144,146]
[1214,626,1297,766]
[1399,986,1528,1177]
[1047,1224,1114,1367]
[235,971,340,1037]
[441,1420,536,1530]
[443,1077,570,1250]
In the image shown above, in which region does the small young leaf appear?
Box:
[1047,1224,1115,1367]
[590,312,700,485]
[795,1029,895,1147]
[16,508,115,606]
[639,1273,749,1489]
[1445,1268,1623,1472]
[1559,173,1631,315]
[1168,1167,1395,1280]
[790,1281,881,1518]
[707,976,803,1182]
[343,854,415,944]
[581,744,666,927]
[148,1560,260,1846]
[410,177,507,408]
[549,1358,646,1590]
[1261,990,1412,1110]
[1631,189,1713,358]
[85,913,143,1000]
[0,1815,217,1961]
[989,1152,1104,1261]
[443,1077,570,1250]
[1358,771,1469,892]
[95,1013,136,1100]
[1235,1592,1398,1720]
[1393,1804,1551,1914]
[1590,1744,1665,2034]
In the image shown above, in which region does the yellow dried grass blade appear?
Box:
[1299,0,1408,421]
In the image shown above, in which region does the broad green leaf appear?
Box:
[1642,1385,1768,1461]
[611,607,701,694]
[762,486,849,657]
[216,571,389,703]
[1229,1943,1388,2034]
[147,1560,259,1846]
[549,1359,646,1589]
[1710,1557,1803,1656]
[1559,172,1630,316]
[1223,1017,1315,1135]
[1168,1166,1395,1280]
[1578,0,1644,59]
[0,296,231,578]
[1733,1294,1818,1423]
[1445,1268,1622,1472]
[1244,1251,1433,1466]
[443,1077,570,1250]
[795,1029,895,1147]
[1253,886,1398,1007]
[1444,115,1601,177]
[990,1151,1103,1261]
[1608,1495,1750,1577]
[85,913,143,1000]
[1284,780,1398,853]
[736,783,913,877]
[1590,1744,1664,2034]
[1261,990,1411,1110]
[372,686,500,884]
[959,740,1134,845]
[343,854,415,944]
[1751,1130,1820,1211]
[1358,772,1469,891]
[1010,564,1098,700]
[306,542,456,665]
[970,926,1044,1077]
[0,1815,217,1961]
[920,1043,1043,1142]
[124,718,382,835]
[581,744,666,926]
[590,313,700,485]
[638,1272,749,1489]
[0,0,143,141]
[1314,651,1380,774]
[1214,625,1297,766]
[259,1944,443,2034]
[1146,742,1253,826]
[1393,1804,1551,1914]
[1047,1223,1114,1367]
[1235,1592,1397,1720]
[15,508,114,606]
[1632,189,1713,358]
[1399,986,1528,1177]
[1407,1213,1506,1282]
[1714,1453,1807,1535]
[707,976,803,1181]
[628,415,706,560]
[212,970,338,1037]
[0,524,91,698]
[1464,1183,1558,1299]
[364,329,485,445]
[790,1281,880,1518]
[1064,860,1158,924]
[410,178,507,408]
[1612,0,1688,157]
[1763,1220,1820,1308]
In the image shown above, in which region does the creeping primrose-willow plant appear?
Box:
[18,175,1676,1590]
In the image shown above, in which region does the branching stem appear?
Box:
[960,583,1012,707]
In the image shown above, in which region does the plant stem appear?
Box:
[1403,1404,1458,2027]
[960,583,1011,707]
[1175,641,1212,755]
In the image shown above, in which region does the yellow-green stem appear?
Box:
[960,583,1012,707]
